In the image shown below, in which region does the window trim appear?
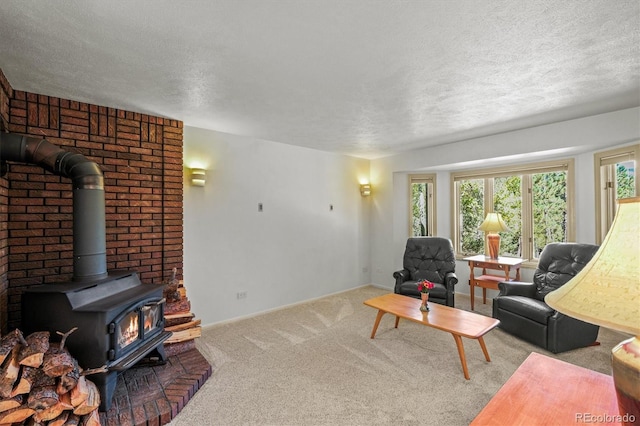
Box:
[450,159,575,265]
[408,173,437,237]
[594,143,640,244]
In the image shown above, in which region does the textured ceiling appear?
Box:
[0,0,638,159]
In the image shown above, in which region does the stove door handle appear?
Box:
[147,298,166,306]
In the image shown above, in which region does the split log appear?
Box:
[64,412,81,426]
[31,366,56,389]
[165,298,190,315]
[27,384,58,411]
[0,347,20,398]
[72,379,99,416]
[43,344,75,378]
[0,394,22,412]
[58,391,74,410]
[165,319,201,333]
[79,409,100,426]
[0,329,24,365]
[48,410,69,426]
[33,398,67,422]
[70,376,88,408]
[165,312,194,327]
[56,358,80,394]
[10,365,38,397]
[24,415,44,426]
[0,404,35,423]
[19,331,50,368]
[164,326,201,344]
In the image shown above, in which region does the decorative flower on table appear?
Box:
[417,280,434,293]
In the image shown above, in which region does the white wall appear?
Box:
[370,107,640,299]
[183,108,639,324]
[183,127,371,326]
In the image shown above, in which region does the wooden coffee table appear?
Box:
[363,293,500,379]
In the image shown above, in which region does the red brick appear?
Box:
[27,102,38,126]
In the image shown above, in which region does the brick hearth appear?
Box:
[99,348,212,425]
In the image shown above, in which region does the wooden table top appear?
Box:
[363,293,499,339]
[470,352,621,425]
[463,254,524,267]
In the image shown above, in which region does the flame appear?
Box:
[118,313,139,348]
[144,309,154,332]
[143,306,159,333]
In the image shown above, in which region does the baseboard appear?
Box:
[201,284,375,330]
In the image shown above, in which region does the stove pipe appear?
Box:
[0,132,107,281]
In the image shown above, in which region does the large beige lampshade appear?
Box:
[545,197,639,334]
[546,196,640,425]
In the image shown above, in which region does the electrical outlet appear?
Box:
[258,203,263,212]
[237,291,247,300]
[329,204,334,211]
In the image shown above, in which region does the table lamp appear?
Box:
[546,196,640,425]
[478,212,509,259]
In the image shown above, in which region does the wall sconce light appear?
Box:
[360,183,371,197]
[190,168,206,186]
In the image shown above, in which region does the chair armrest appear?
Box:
[497,281,536,297]
[444,272,458,289]
[547,311,600,353]
[393,269,409,281]
[393,269,409,292]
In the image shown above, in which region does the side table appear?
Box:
[470,352,622,425]
[463,255,523,310]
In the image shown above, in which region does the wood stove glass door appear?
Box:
[117,309,140,351]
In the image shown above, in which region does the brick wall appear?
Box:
[0,69,184,333]
[0,69,11,334]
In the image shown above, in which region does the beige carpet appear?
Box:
[168,285,626,426]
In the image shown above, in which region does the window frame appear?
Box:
[450,159,575,266]
[408,173,437,237]
[594,143,639,244]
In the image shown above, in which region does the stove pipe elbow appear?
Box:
[1,132,107,281]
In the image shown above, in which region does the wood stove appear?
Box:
[0,133,172,411]
[21,271,171,411]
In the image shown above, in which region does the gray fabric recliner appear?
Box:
[393,237,458,307]
[492,242,600,353]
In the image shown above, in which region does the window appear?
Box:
[409,174,436,237]
[594,144,639,244]
[452,160,574,262]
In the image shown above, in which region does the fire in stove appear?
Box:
[118,312,139,349]
[143,305,160,333]
[117,303,163,350]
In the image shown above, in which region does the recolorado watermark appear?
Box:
[576,412,636,423]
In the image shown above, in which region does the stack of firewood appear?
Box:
[162,269,201,357]
[0,329,101,425]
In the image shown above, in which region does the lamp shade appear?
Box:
[546,197,640,425]
[478,212,509,233]
[545,197,640,335]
